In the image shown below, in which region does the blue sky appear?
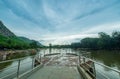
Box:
[0,0,120,45]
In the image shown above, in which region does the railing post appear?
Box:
[40,54,41,62]
[83,57,85,63]
[44,50,45,57]
[79,55,80,64]
[32,57,34,69]
[17,60,20,78]
[93,62,96,79]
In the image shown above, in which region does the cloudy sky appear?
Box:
[0,0,120,45]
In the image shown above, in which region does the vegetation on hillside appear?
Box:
[0,35,42,50]
[71,31,120,50]
[0,21,43,50]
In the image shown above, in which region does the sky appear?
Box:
[0,0,120,45]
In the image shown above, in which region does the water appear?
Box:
[88,50,120,70]
[0,57,33,79]
[0,48,120,79]
[39,48,120,79]
[72,49,120,79]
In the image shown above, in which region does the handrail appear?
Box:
[43,53,120,74]
[78,55,120,79]
[43,53,120,78]
[0,55,38,79]
[80,64,96,78]
[0,64,18,72]
[0,71,17,79]
[81,56,120,73]
[0,52,120,79]
[96,70,110,79]
[0,55,35,64]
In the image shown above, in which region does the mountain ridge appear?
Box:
[0,21,15,37]
[18,37,42,46]
[0,20,42,49]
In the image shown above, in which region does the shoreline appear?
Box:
[0,48,40,61]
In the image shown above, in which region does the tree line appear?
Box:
[71,31,120,50]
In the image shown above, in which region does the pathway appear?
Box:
[26,54,82,79]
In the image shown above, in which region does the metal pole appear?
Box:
[93,62,96,79]
[17,60,20,78]
[44,50,45,57]
[83,57,85,63]
[79,55,80,64]
[32,57,34,69]
[40,54,41,62]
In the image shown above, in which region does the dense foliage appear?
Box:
[71,31,120,49]
[0,35,41,50]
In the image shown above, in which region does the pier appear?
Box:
[0,52,120,79]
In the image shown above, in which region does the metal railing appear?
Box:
[0,55,42,79]
[78,55,120,79]
[0,52,120,79]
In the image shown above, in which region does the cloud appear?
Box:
[1,0,53,29]
[2,0,37,24]
[0,0,120,45]
[40,34,98,45]
[83,22,120,34]
[40,21,120,45]
[73,0,120,21]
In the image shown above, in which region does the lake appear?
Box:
[0,48,120,79]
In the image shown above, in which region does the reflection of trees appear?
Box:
[49,48,52,54]
[89,50,120,70]
[0,62,12,70]
[6,52,27,60]
[0,52,31,70]
[72,49,120,70]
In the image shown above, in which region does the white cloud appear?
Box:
[40,33,98,45]
[1,0,120,46]
[40,22,120,45]
[83,22,120,34]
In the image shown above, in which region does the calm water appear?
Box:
[39,48,120,79]
[73,49,120,79]
[73,49,120,70]
[89,50,120,70]
[0,48,120,79]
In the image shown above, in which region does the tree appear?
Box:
[98,32,111,49]
[30,41,38,48]
[112,31,120,49]
[70,31,120,49]
[80,38,98,49]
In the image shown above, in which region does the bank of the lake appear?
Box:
[0,48,120,79]
[0,48,40,70]
[0,49,40,61]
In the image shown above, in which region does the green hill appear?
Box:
[18,37,42,46]
[0,21,42,50]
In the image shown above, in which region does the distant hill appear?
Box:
[18,37,42,46]
[0,21,15,37]
[18,37,34,43]
[0,20,43,50]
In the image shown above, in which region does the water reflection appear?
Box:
[0,48,120,79]
[88,50,120,70]
[70,49,120,70]
[0,62,12,70]
[71,49,120,79]
[0,57,33,79]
